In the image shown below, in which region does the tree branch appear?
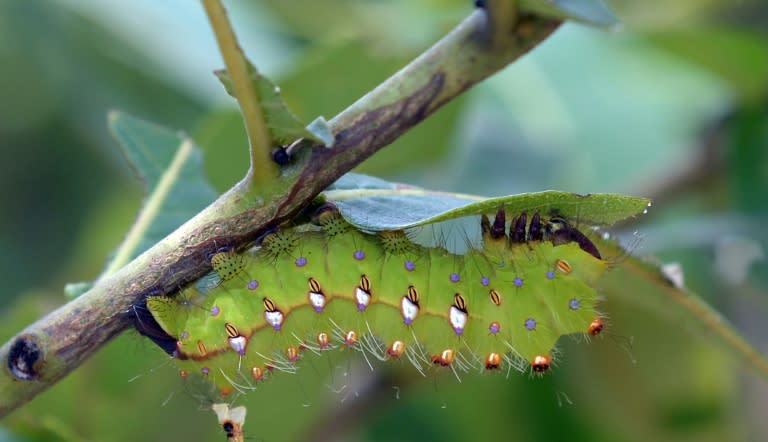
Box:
[0,8,560,416]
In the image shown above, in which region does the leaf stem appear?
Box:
[202,0,276,184]
[102,137,195,277]
[486,0,518,48]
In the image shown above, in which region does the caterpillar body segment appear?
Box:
[147,208,607,395]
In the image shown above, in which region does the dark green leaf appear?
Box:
[65,112,217,298]
[108,110,217,256]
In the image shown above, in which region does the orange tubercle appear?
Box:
[251,366,265,382]
[345,330,358,346]
[317,332,330,349]
[431,349,455,366]
[286,346,300,362]
[531,355,551,373]
[485,352,501,370]
[387,340,406,358]
[588,318,604,336]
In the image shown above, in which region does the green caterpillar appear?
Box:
[147,205,608,397]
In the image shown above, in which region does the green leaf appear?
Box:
[596,238,768,380]
[519,0,620,29]
[65,112,218,298]
[107,111,218,268]
[322,173,649,230]
[215,63,327,146]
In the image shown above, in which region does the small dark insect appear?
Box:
[272,147,291,165]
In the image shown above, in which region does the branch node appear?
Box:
[7,334,44,381]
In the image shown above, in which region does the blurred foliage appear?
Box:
[1,0,767,441]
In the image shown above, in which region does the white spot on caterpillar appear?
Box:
[661,262,684,289]
[355,287,371,311]
[401,295,419,325]
[449,305,468,336]
[265,310,284,331]
[309,291,326,313]
[228,336,247,356]
[225,323,247,356]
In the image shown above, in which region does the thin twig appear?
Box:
[486,0,518,48]
[202,0,276,184]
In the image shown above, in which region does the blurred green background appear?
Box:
[1,0,767,441]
